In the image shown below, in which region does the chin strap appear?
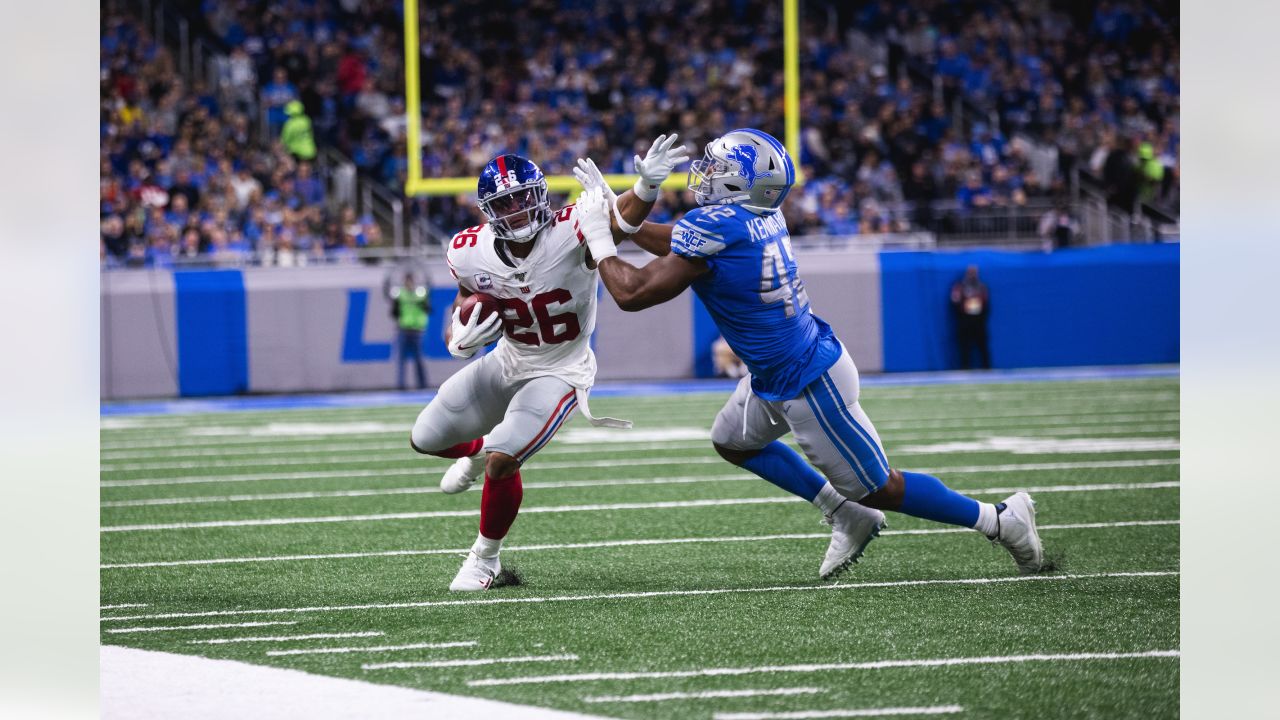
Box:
[574,387,632,429]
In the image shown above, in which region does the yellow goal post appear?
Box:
[402,0,801,198]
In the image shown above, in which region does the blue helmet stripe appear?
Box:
[731,128,794,185]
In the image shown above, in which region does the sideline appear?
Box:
[101,365,1179,417]
[100,645,613,720]
[100,571,1177,623]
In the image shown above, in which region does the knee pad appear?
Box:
[410,409,450,454]
[709,409,740,448]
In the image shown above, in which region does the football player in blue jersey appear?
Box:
[573,129,1045,578]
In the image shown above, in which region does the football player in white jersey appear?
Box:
[410,135,689,591]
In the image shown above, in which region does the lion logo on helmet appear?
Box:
[726,143,774,189]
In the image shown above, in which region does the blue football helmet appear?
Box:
[477,154,553,242]
[688,128,795,215]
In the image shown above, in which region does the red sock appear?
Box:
[479,471,523,540]
[431,437,483,459]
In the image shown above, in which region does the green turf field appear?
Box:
[100,375,1179,719]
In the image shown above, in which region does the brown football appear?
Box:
[458,292,502,324]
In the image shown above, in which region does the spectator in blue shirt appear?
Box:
[294,162,325,206]
[970,124,1005,167]
[956,172,994,210]
[262,67,298,135]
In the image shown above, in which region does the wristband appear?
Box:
[632,177,661,203]
[585,233,618,261]
[612,201,644,235]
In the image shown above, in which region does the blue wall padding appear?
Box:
[173,269,249,396]
[341,290,393,362]
[879,244,1179,371]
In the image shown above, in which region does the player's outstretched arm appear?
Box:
[577,187,705,311]
[624,221,676,256]
[573,157,664,253]
[596,253,706,312]
[573,133,688,256]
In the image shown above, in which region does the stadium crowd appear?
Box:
[100,9,383,268]
[865,0,1179,212]
[102,0,1178,267]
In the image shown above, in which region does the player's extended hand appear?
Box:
[632,133,691,202]
[446,305,503,360]
[575,157,644,235]
[573,157,617,205]
[575,187,618,261]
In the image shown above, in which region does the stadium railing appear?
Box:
[929,201,1056,242]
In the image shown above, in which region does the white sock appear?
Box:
[973,502,1000,537]
[813,484,848,515]
[472,533,503,559]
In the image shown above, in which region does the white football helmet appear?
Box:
[687,128,795,215]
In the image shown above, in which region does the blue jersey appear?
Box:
[672,204,842,401]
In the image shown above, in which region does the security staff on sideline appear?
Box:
[388,272,431,390]
[950,265,992,369]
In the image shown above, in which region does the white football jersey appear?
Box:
[446,204,598,389]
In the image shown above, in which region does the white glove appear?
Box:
[632,133,691,202]
[574,157,643,234]
[446,305,503,359]
[574,187,617,262]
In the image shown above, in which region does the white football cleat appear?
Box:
[440,452,484,494]
[449,551,500,592]
[991,492,1045,574]
[820,502,886,580]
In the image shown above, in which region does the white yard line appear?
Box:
[584,687,826,703]
[897,437,1179,455]
[100,602,148,610]
[189,631,383,645]
[266,640,477,657]
[101,395,1176,437]
[98,411,1178,450]
[100,405,1177,436]
[98,422,1179,463]
[101,458,734,488]
[98,571,1177,623]
[363,653,578,671]
[100,474,749,505]
[100,390,1175,427]
[469,649,1180,687]
[101,463,1182,508]
[925,458,1178,473]
[100,519,1179,570]
[106,620,299,634]
[101,645,613,719]
[100,441,717,472]
[102,428,1180,473]
[972,480,1180,494]
[714,707,964,720]
[875,412,1179,430]
[100,478,1180,533]
[100,497,793,533]
[100,457,1179,494]
[98,405,1174,441]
